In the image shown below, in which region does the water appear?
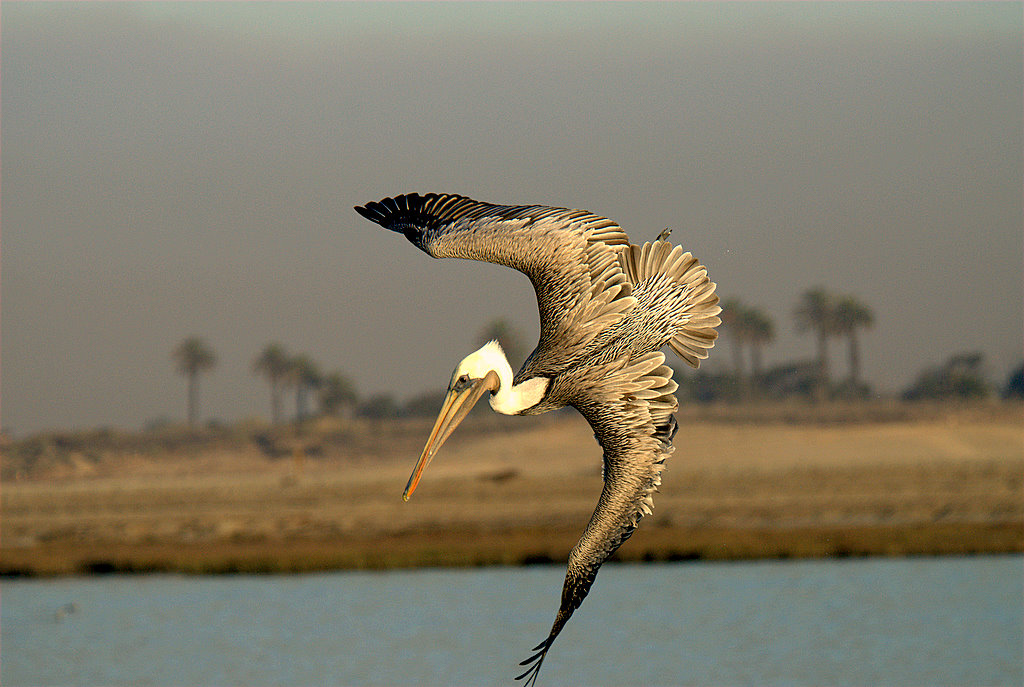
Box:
[3,556,1021,686]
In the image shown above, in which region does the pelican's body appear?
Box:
[355,193,720,685]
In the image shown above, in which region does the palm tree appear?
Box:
[252,343,291,425]
[722,301,775,400]
[794,287,838,402]
[833,296,874,389]
[744,308,775,385]
[172,336,216,428]
[319,372,358,418]
[720,298,750,399]
[288,355,322,424]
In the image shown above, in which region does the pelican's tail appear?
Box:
[621,239,721,368]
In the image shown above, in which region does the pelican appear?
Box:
[355,193,720,685]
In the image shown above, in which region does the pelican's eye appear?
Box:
[453,373,471,390]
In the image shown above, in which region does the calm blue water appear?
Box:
[3,556,1021,686]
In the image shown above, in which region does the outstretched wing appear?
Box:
[516,351,679,685]
[355,193,636,374]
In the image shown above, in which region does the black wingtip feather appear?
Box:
[515,653,547,686]
[519,650,544,666]
[354,194,431,230]
[515,668,536,683]
[515,634,555,685]
[354,196,416,239]
[515,661,541,682]
[353,203,381,222]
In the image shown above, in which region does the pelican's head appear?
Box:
[402,341,508,502]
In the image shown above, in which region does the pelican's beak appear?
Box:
[403,370,500,502]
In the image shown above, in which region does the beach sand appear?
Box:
[2,402,1021,575]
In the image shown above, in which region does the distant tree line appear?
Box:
[169,319,528,428]
[250,344,358,424]
[171,337,357,428]
[681,287,1019,404]
[901,352,1009,401]
[708,287,874,403]
[171,294,1020,427]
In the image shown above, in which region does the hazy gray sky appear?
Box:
[3,2,1021,436]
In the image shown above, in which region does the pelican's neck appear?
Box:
[466,341,548,415]
[490,374,548,415]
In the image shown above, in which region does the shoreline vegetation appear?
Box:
[3,401,1021,577]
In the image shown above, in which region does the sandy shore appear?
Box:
[2,403,1021,576]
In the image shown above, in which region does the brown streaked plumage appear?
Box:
[355,193,721,685]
